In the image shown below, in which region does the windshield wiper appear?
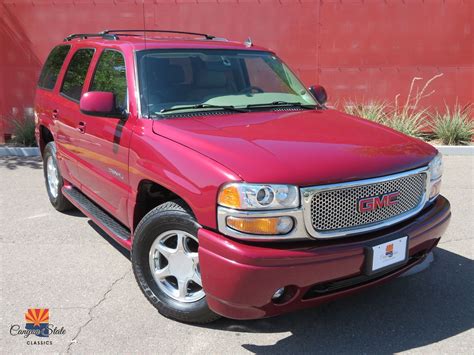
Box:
[246,101,316,110]
[159,103,248,114]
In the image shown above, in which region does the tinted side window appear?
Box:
[90,50,127,111]
[38,45,71,90]
[61,48,95,101]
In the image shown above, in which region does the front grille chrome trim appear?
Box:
[301,166,431,239]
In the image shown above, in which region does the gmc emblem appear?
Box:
[358,192,400,213]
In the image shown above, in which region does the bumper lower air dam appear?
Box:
[198,196,451,320]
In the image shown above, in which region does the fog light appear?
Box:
[271,285,298,304]
[272,287,285,300]
[226,216,294,235]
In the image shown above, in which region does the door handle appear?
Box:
[52,109,59,120]
[78,121,86,134]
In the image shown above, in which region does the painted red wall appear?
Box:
[1,0,472,143]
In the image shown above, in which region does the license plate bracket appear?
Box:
[364,236,409,275]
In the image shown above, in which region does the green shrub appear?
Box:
[431,104,473,145]
[344,102,387,124]
[344,75,444,138]
[384,108,427,138]
[383,74,443,138]
[10,116,36,147]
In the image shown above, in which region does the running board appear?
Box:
[63,187,131,241]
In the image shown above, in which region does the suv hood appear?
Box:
[152,109,436,186]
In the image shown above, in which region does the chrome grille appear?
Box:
[309,173,426,233]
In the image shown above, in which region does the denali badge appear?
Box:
[358,192,400,213]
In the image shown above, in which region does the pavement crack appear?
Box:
[66,269,130,353]
[439,238,473,245]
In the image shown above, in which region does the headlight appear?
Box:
[428,153,443,200]
[429,153,443,181]
[218,183,299,210]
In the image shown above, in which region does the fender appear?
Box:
[127,119,241,236]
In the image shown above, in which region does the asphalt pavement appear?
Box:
[1,155,473,354]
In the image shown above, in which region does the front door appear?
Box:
[73,49,132,226]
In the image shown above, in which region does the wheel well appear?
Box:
[133,180,194,230]
[39,125,54,155]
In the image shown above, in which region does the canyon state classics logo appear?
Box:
[385,243,394,257]
[25,308,49,337]
[10,308,66,345]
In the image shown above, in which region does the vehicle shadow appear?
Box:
[87,220,131,260]
[0,156,42,170]
[62,208,87,218]
[209,247,473,354]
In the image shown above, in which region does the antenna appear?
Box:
[244,37,253,48]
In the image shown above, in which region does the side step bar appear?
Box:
[63,187,131,242]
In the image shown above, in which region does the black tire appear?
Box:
[43,142,74,212]
[132,201,220,324]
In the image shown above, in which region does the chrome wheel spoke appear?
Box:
[157,243,174,259]
[176,232,185,252]
[177,278,188,298]
[155,266,171,280]
[190,252,199,265]
[191,272,202,287]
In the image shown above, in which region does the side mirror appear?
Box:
[309,85,328,107]
[80,91,125,118]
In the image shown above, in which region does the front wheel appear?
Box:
[132,201,220,324]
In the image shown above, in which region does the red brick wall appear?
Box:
[1,0,472,143]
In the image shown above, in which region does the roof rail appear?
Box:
[64,33,118,42]
[101,29,216,40]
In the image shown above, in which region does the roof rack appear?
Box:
[101,29,216,40]
[64,33,118,42]
[64,29,216,42]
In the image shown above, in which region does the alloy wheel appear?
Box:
[148,230,204,303]
[46,156,59,198]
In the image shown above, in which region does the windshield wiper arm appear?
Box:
[246,101,316,109]
[159,103,248,114]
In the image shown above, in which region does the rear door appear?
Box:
[35,44,81,185]
[72,49,133,225]
[54,47,96,188]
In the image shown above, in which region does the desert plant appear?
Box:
[384,73,444,138]
[10,116,36,147]
[343,74,444,138]
[344,101,387,123]
[431,104,473,145]
[384,108,427,138]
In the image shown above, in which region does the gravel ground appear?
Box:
[1,155,473,354]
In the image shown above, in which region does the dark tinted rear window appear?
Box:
[61,48,95,101]
[38,45,71,90]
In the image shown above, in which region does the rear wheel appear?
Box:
[43,142,74,212]
[132,201,220,324]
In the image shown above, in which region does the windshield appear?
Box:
[136,49,316,116]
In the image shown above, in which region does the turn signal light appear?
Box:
[226,216,294,235]
[429,179,442,200]
[218,185,241,209]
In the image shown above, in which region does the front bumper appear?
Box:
[198,196,451,320]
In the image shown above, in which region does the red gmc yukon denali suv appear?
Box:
[35,30,451,323]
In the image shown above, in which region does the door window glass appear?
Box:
[61,48,95,101]
[90,50,127,112]
[38,45,71,90]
